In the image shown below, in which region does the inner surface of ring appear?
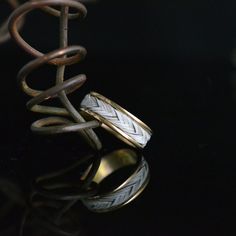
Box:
[93,149,139,187]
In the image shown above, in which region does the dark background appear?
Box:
[1,0,236,235]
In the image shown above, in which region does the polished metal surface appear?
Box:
[81,92,153,148]
[82,149,150,212]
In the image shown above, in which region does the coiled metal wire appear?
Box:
[1,0,106,235]
[8,0,102,150]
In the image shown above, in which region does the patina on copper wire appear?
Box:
[8,0,102,150]
[1,0,103,235]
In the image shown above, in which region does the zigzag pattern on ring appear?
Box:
[81,94,151,146]
[82,158,149,211]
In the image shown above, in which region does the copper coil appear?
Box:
[0,0,24,44]
[8,0,102,150]
[5,1,103,234]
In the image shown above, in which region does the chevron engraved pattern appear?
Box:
[80,94,151,147]
[82,157,149,212]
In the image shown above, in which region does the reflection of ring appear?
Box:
[82,149,150,212]
[80,92,152,149]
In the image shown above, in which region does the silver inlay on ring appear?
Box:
[80,92,152,149]
[82,149,150,212]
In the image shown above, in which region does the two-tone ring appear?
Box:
[82,149,150,212]
[79,92,152,212]
[80,92,152,149]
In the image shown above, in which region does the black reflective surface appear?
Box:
[1,0,236,235]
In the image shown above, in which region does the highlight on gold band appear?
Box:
[80,92,153,149]
[82,149,150,212]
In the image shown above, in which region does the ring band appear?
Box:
[80,92,152,149]
[82,149,150,212]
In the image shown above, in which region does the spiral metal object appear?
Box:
[4,1,152,234]
[8,0,102,150]
[6,1,103,235]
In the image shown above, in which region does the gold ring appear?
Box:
[82,149,150,212]
[80,92,152,149]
